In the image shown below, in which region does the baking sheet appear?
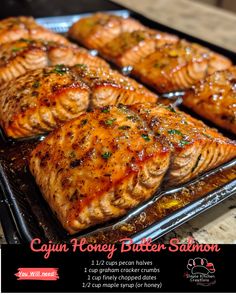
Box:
[0,9,235,244]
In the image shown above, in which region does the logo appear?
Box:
[184,258,216,286]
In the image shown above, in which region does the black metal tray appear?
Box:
[0,7,236,244]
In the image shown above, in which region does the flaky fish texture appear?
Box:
[0,66,90,138]
[183,67,236,134]
[100,29,178,67]
[0,16,70,45]
[133,40,232,92]
[0,39,109,85]
[29,104,236,233]
[29,105,170,233]
[68,12,145,49]
[129,104,236,186]
[0,65,157,138]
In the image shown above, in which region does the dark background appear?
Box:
[0,0,118,19]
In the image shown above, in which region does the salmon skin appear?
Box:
[133,40,232,93]
[29,105,170,233]
[100,29,178,67]
[0,39,109,85]
[0,65,157,138]
[132,40,232,93]
[0,16,70,45]
[68,12,145,49]
[29,103,236,233]
[183,67,236,135]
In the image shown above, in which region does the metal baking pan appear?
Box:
[0,7,236,244]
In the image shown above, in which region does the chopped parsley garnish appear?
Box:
[75,64,87,70]
[12,47,22,52]
[126,115,138,122]
[168,129,183,136]
[141,134,151,142]
[166,105,177,113]
[101,107,110,113]
[52,64,68,75]
[19,38,33,43]
[32,81,40,88]
[105,118,116,125]
[118,125,131,130]
[101,152,112,159]
[178,140,190,147]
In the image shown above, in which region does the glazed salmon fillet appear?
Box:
[0,66,90,138]
[29,105,170,233]
[68,13,145,49]
[0,65,157,138]
[100,29,178,67]
[183,67,236,134]
[29,104,236,233]
[0,39,109,85]
[129,103,236,186]
[133,40,232,92]
[72,64,157,108]
[0,16,70,45]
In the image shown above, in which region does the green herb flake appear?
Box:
[101,151,112,159]
[168,129,183,136]
[166,105,177,113]
[12,47,22,52]
[178,140,190,147]
[32,81,40,88]
[118,125,131,130]
[52,64,68,75]
[101,107,110,113]
[105,118,116,125]
[75,64,87,70]
[141,134,151,142]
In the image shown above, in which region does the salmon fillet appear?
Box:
[72,64,157,108]
[0,66,90,138]
[0,65,157,138]
[29,104,236,233]
[68,13,145,49]
[29,106,170,233]
[0,39,109,85]
[183,67,236,134]
[129,103,236,186]
[133,40,232,92]
[100,29,178,67]
[0,16,70,45]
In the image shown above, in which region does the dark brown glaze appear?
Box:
[183,67,236,134]
[68,12,145,49]
[100,29,178,67]
[0,39,109,85]
[0,16,70,45]
[132,40,232,92]
[29,105,170,233]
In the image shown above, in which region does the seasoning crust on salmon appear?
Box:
[0,16,70,45]
[0,65,157,138]
[129,103,236,186]
[29,106,170,233]
[133,40,232,93]
[100,29,178,67]
[0,39,109,85]
[29,104,236,233]
[68,13,145,49]
[183,67,236,134]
